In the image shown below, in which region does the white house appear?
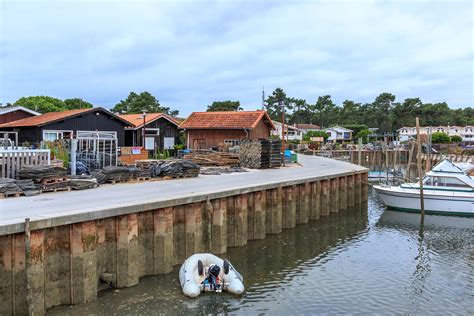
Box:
[271,121,304,141]
[295,123,320,134]
[325,126,353,142]
[397,126,474,143]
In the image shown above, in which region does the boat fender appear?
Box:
[223,259,230,274]
[198,260,204,276]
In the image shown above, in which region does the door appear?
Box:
[164,137,175,149]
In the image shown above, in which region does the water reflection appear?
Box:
[48,192,473,315]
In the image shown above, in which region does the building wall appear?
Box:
[0,110,36,124]
[249,120,271,139]
[0,109,127,146]
[186,129,247,149]
[124,117,180,150]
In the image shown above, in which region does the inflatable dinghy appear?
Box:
[179,253,244,297]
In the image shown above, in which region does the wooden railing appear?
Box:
[0,149,51,179]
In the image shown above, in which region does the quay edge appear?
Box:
[0,155,368,315]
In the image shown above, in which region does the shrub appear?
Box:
[450,135,462,143]
[303,130,329,142]
[431,132,451,144]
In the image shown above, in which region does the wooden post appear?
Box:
[416,117,425,226]
[358,138,362,165]
[407,141,415,180]
[25,218,32,316]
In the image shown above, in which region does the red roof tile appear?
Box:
[0,108,94,128]
[118,113,180,128]
[179,111,274,130]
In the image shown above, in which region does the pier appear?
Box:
[0,155,367,315]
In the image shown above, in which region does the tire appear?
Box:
[223,259,230,274]
[198,260,204,276]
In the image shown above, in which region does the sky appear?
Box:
[0,0,473,115]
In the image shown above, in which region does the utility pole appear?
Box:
[142,110,147,149]
[416,117,425,228]
[280,100,285,166]
[261,86,265,110]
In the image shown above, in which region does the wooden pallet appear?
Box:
[41,186,71,193]
[0,192,24,199]
[41,176,69,185]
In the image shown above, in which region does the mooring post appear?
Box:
[116,214,138,288]
[211,198,227,254]
[330,178,339,212]
[339,176,347,210]
[253,191,267,240]
[71,221,98,303]
[347,174,355,207]
[321,180,330,216]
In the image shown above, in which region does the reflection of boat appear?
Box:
[368,169,403,183]
[377,210,474,230]
[179,253,244,297]
[374,159,474,217]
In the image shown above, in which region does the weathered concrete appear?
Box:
[0,155,368,314]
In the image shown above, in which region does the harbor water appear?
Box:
[48,189,473,315]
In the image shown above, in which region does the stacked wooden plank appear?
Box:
[183,152,239,167]
[18,165,69,192]
[149,159,200,178]
[0,178,22,197]
[240,139,282,169]
[92,166,135,184]
[68,175,99,190]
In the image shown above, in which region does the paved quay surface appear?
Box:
[0,155,367,235]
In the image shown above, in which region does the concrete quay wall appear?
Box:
[0,170,368,315]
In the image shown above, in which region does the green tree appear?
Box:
[431,132,451,144]
[111,91,179,116]
[303,130,329,141]
[63,98,93,110]
[14,96,66,113]
[343,124,369,136]
[371,92,396,133]
[264,88,295,121]
[450,135,462,142]
[313,95,336,128]
[355,129,372,143]
[207,101,242,111]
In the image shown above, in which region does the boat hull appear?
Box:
[373,185,474,217]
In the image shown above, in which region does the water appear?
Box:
[49,190,474,315]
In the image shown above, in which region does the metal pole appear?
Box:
[416,117,425,227]
[70,139,77,175]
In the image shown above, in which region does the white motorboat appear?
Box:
[179,253,244,298]
[374,159,474,217]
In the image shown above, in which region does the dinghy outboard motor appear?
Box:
[203,264,222,292]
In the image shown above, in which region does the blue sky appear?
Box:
[0,0,472,115]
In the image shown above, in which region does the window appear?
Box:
[224,139,240,147]
[423,176,470,188]
[42,130,73,141]
[144,128,159,136]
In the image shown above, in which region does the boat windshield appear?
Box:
[422,176,471,188]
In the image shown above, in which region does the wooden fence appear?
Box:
[0,149,51,179]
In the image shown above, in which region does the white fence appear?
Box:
[0,149,51,179]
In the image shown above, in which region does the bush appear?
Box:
[343,124,369,135]
[303,130,329,142]
[431,132,451,144]
[355,129,371,142]
[450,135,462,143]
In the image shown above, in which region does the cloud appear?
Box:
[1,0,472,114]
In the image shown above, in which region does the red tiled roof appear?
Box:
[296,123,320,130]
[118,113,180,128]
[179,111,274,130]
[0,108,93,128]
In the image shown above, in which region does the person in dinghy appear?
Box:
[201,264,223,292]
[179,253,244,297]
